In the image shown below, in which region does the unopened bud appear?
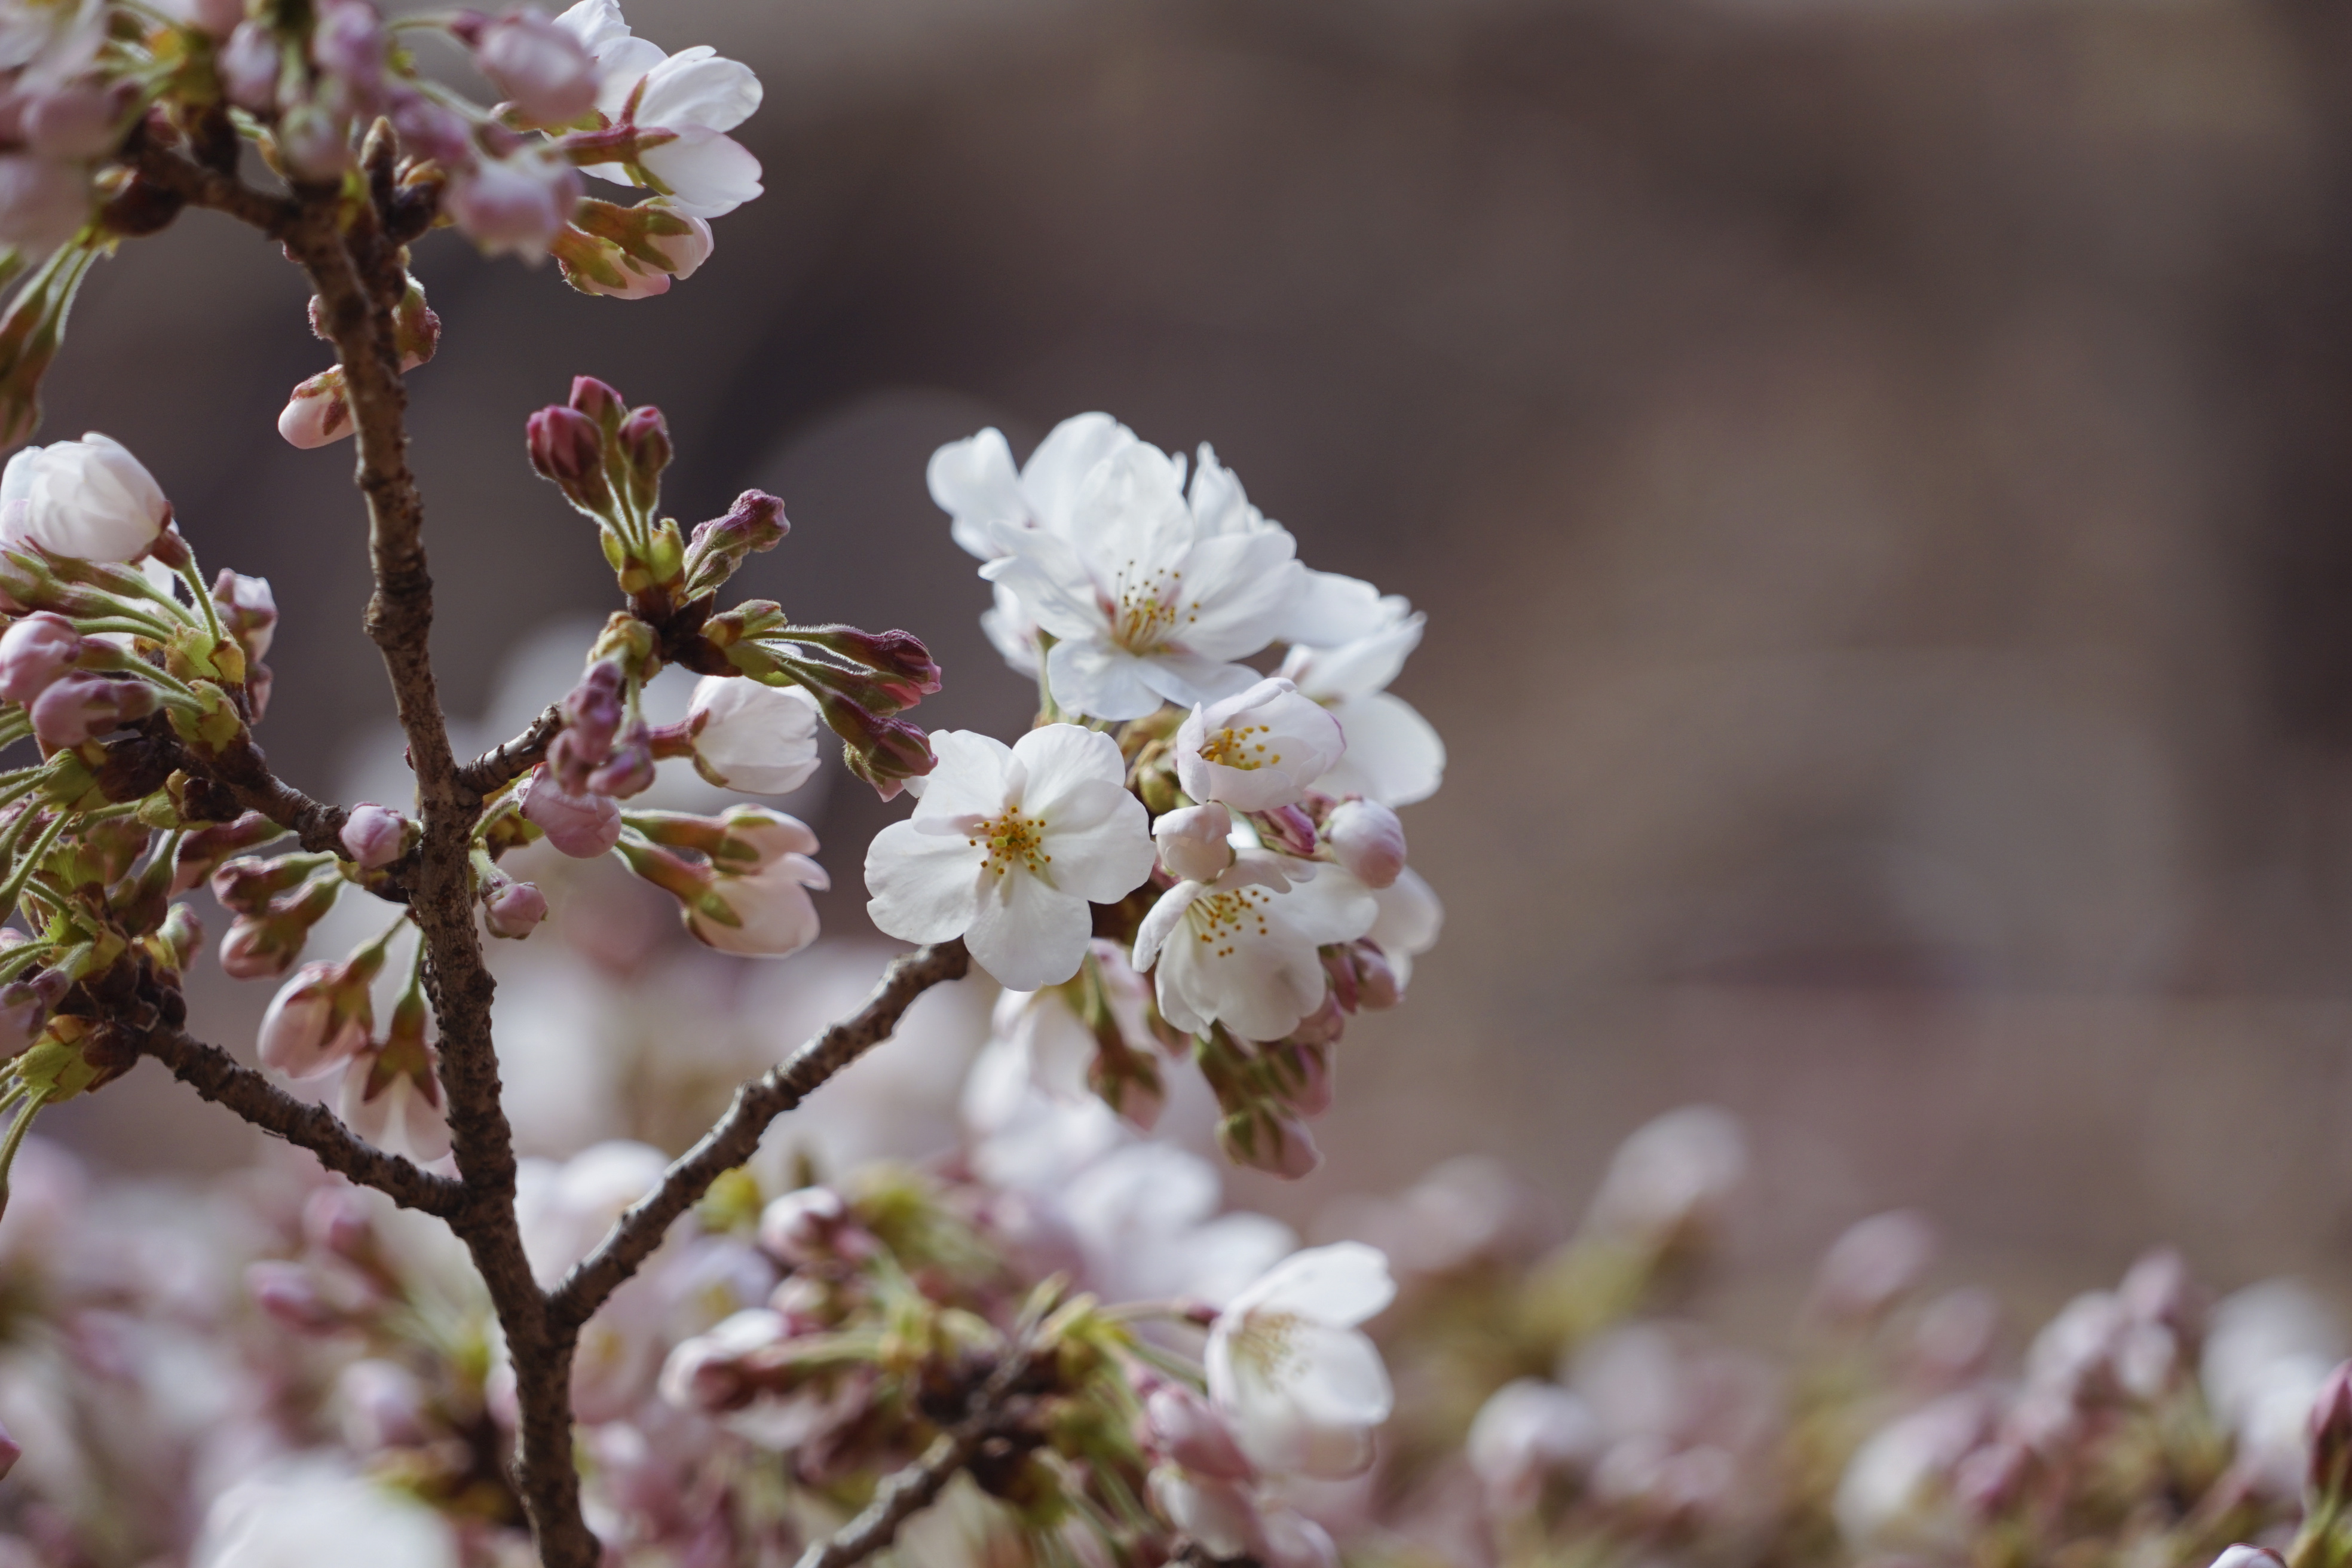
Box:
[1154,801,1234,884]
[247,1258,337,1331]
[1267,1039,1333,1119]
[559,660,624,758]
[568,374,624,427]
[1348,941,1400,1010]
[0,611,80,704]
[279,368,354,448]
[1812,1209,1938,1326]
[528,405,608,506]
[681,489,788,596]
[757,1186,859,1267]
[30,673,155,748]
[1327,798,1407,889]
[338,802,409,869]
[519,766,621,858]
[615,404,670,509]
[482,876,547,939]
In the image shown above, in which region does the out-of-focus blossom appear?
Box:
[446,146,583,261]
[1585,1104,1749,1249]
[473,7,599,125]
[1324,799,1406,889]
[192,1457,460,1568]
[1468,1379,1601,1515]
[1206,1242,1395,1479]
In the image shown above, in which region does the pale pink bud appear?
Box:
[338,803,408,869]
[210,570,278,662]
[157,0,244,37]
[277,102,353,182]
[1813,1209,1939,1325]
[0,153,90,253]
[482,877,547,939]
[29,673,155,747]
[1146,1386,1253,1481]
[0,612,82,704]
[446,148,583,261]
[475,8,598,125]
[1349,942,1400,1010]
[560,660,624,756]
[586,729,654,798]
[388,91,473,164]
[219,21,282,111]
[1153,801,1234,884]
[1219,1111,1322,1180]
[23,84,125,161]
[757,1186,853,1267]
[0,1413,19,1481]
[1326,799,1405,889]
[220,916,295,981]
[1288,993,1345,1048]
[1272,1041,1333,1119]
[257,961,369,1078]
[685,676,820,795]
[0,970,65,1059]
[302,1186,373,1255]
[278,369,353,448]
[520,767,621,858]
[247,1258,336,1331]
[309,0,387,96]
[0,433,172,562]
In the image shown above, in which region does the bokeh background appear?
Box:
[36,0,2352,1297]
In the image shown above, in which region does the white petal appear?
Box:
[634,46,761,133]
[1019,413,1136,535]
[981,536,1108,644]
[1232,1241,1396,1327]
[1046,638,1168,722]
[1279,607,1423,703]
[638,128,762,217]
[1169,531,1301,662]
[863,819,981,944]
[907,730,1015,826]
[965,865,1091,991]
[927,428,1024,559]
[1132,880,1207,974]
[1007,722,1126,800]
[1277,570,1389,648]
[1316,691,1444,807]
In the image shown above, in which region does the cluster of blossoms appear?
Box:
[873,414,1446,1175]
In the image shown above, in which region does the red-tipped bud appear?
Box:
[681,489,789,596]
[2311,1360,2352,1502]
[615,404,670,506]
[528,405,608,506]
[568,375,625,427]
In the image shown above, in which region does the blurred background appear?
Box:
[33,0,2352,1298]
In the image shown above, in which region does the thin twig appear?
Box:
[548,940,970,1330]
[793,1334,1039,1568]
[457,704,562,795]
[134,1024,464,1215]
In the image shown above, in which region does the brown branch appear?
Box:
[792,1333,1039,1568]
[457,704,562,795]
[122,136,298,237]
[548,940,970,1330]
[134,1023,464,1215]
[285,187,596,1566]
[180,731,350,856]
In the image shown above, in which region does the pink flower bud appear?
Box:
[1153,802,1233,884]
[220,916,295,981]
[0,611,81,704]
[310,0,387,96]
[616,404,671,484]
[278,368,354,448]
[1288,993,1345,1048]
[1270,1040,1333,1119]
[388,90,472,164]
[24,84,126,161]
[569,375,624,425]
[482,877,547,939]
[1146,1386,1254,1481]
[587,731,655,798]
[258,961,372,1078]
[336,1359,429,1452]
[30,673,155,747]
[0,153,90,253]
[528,405,606,496]
[1326,799,1406,889]
[446,148,581,260]
[1348,941,1400,1010]
[519,766,621,858]
[276,102,353,182]
[757,1186,855,1267]
[302,1186,373,1255]
[338,803,408,869]
[0,970,65,1060]
[1218,1110,1322,1180]
[219,21,282,112]
[0,1413,20,1481]
[210,570,278,663]
[558,660,624,757]
[247,1258,337,1331]
[474,7,598,125]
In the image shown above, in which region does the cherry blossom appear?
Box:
[865,725,1155,990]
[554,0,763,218]
[929,412,1140,561]
[339,1042,451,1163]
[258,961,375,1079]
[1175,677,1346,811]
[1132,853,1377,1043]
[1325,799,1406,889]
[1206,1242,1396,1478]
[981,443,1303,720]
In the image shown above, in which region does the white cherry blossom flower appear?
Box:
[1367,866,1441,986]
[1279,598,1444,807]
[1133,853,1377,1043]
[687,812,828,957]
[1186,445,1389,648]
[1206,1241,1396,1479]
[1061,1140,1296,1307]
[555,0,762,218]
[982,444,1302,720]
[0,432,170,562]
[684,675,821,794]
[865,725,1155,990]
[929,412,1139,560]
[1175,678,1346,811]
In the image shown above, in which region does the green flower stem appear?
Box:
[0,810,75,917]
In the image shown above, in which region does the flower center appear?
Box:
[1230,1309,1303,1383]
[1197,722,1283,771]
[1108,561,1199,654]
[967,810,1051,878]
[1187,884,1272,957]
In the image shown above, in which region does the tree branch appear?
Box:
[548,940,970,1330]
[457,703,562,795]
[134,1023,464,1215]
[122,136,298,236]
[792,1333,1038,1568]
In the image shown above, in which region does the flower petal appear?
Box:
[863,819,981,944]
[965,862,1091,990]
